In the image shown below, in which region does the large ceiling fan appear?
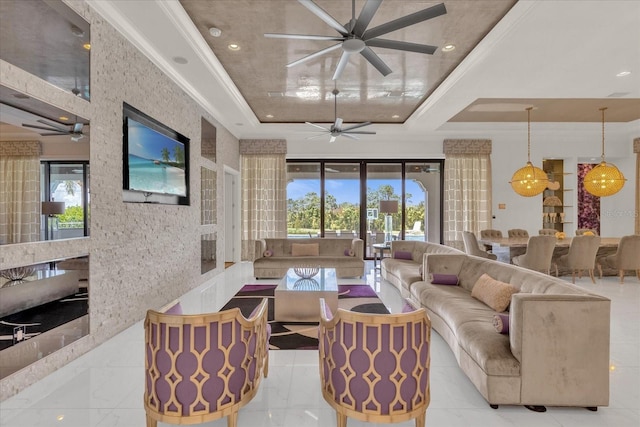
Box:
[22,118,85,141]
[265,0,446,80]
[305,87,376,142]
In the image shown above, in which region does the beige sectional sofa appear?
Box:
[384,242,610,410]
[381,240,462,297]
[254,238,364,279]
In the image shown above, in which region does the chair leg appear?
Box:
[264,351,269,378]
[227,411,238,427]
[637,270,640,282]
[415,411,426,427]
[336,411,347,427]
[572,270,576,284]
[554,263,559,277]
[589,269,596,284]
[619,270,625,284]
[146,414,157,427]
[598,263,603,279]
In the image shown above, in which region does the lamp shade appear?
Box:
[510,162,549,197]
[379,200,398,214]
[42,201,65,215]
[583,161,626,197]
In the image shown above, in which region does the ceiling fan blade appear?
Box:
[329,135,337,143]
[287,43,342,68]
[298,0,349,36]
[72,123,84,133]
[264,33,344,41]
[343,130,376,135]
[366,38,437,54]
[352,0,383,37]
[37,118,70,132]
[22,123,66,133]
[360,47,392,76]
[341,133,360,140]
[334,117,343,130]
[363,3,447,40]
[39,132,69,136]
[305,121,330,131]
[341,121,372,131]
[332,51,351,80]
[306,133,329,140]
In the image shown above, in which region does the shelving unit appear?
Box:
[542,159,573,233]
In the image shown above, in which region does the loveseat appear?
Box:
[254,238,364,279]
[402,250,610,410]
[381,240,463,297]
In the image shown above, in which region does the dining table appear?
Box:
[478,236,621,276]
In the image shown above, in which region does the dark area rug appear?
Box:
[0,288,88,351]
[220,284,389,350]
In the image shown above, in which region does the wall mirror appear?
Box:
[0,85,90,245]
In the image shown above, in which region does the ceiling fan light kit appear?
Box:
[265,0,446,80]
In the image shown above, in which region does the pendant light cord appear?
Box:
[526,107,533,162]
[600,107,607,162]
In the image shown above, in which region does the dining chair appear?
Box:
[318,298,431,427]
[144,299,270,427]
[462,231,497,260]
[576,228,598,236]
[554,235,601,283]
[508,229,529,238]
[480,229,503,239]
[538,228,557,236]
[597,235,640,283]
[512,235,557,274]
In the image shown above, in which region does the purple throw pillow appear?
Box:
[493,313,510,334]
[344,248,355,257]
[430,273,459,285]
[164,302,183,315]
[393,250,412,260]
[401,299,419,313]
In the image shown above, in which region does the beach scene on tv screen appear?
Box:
[127,118,187,197]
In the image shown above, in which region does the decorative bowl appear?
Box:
[293,266,320,279]
[293,278,320,290]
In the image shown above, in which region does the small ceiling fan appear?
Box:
[22,119,85,141]
[265,0,446,80]
[305,87,376,142]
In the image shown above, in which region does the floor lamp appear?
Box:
[379,200,398,244]
[42,201,65,240]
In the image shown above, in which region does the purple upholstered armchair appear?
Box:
[318,298,431,427]
[144,298,269,427]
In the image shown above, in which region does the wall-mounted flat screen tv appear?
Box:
[123,103,190,205]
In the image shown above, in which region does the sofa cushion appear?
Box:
[430,273,459,285]
[471,273,517,312]
[291,243,319,256]
[493,313,510,334]
[393,250,413,260]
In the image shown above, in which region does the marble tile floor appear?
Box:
[0,261,638,427]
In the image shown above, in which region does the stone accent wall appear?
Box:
[0,1,239,399]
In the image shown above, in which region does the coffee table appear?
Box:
[274,267,338,322]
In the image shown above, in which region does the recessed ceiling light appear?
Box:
[441,44,455,52]
[172,56,188,64]
[235,122,243,126]
[82,43,91,50]
[59,116,69,121]
[266,114,274,118]
[208,27,222,37]
[70,25,84,37]
[391,114,400,119]
[616,70,631,77]
[228,44,240,51]
[12,93,30,99]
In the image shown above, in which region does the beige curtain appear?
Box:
[635,138,639,234]
[0,141,41,244]
[240,139,287,260]
[443,139,492,251]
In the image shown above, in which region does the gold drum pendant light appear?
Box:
[584,107,626,197]
[510,107,549,197]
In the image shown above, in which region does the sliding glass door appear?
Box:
[286,159,443,255]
